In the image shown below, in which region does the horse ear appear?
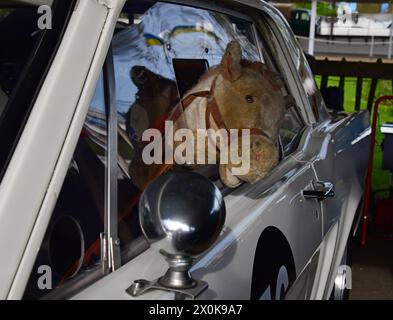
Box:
[221,41,242,81]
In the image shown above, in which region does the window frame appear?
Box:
[102,45,122,272]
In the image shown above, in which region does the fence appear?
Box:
[313,57,393,111]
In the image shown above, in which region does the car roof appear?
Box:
[3,0,269,11]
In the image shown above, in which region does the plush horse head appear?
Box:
[128,41,287,190]
[172,41,287,187]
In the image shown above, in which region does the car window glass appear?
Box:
[301,12,309,21]
[0,1,75,182]
[110,1,289,265]
[0,7,39,114]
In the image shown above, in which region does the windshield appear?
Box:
[0,5,42,117]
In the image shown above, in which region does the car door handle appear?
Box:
[302,181,335,201]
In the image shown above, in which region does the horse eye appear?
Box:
[246,95,254,103]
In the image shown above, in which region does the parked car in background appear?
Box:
[289,8,321,37]
[0,0,369,300]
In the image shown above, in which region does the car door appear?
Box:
[68,0,323,300]
[262,3,369,299]
[14,0,323,300]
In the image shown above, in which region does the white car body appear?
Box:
[0,0,370,300]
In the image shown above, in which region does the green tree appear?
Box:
[295,2,337,16]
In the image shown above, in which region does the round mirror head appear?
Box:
[139,171,226,256]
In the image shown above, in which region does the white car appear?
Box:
[0,0,370,300]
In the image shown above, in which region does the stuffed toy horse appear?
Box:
[171,41,287,187]
[128,41,288,189]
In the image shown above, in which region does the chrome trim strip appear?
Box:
[103,46,121,271]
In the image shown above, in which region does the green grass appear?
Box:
[315,76,393,199]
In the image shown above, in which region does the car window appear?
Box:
[0,7,37,113]
[23,75,107,300]
[110,0,292,265]
[0,0,75,181]
[300,12,309,22]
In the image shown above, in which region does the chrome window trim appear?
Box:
[103,45,122,271]
[252,22,265,64]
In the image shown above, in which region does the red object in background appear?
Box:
[361,95,393,246]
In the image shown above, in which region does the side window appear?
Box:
[0,6,39,114]
[23,75,107,300]
[111,1,288,264]
[301,12,310,22]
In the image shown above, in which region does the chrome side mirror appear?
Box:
[126,171,226,299]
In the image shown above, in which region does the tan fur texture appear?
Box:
[173,41,286,187]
